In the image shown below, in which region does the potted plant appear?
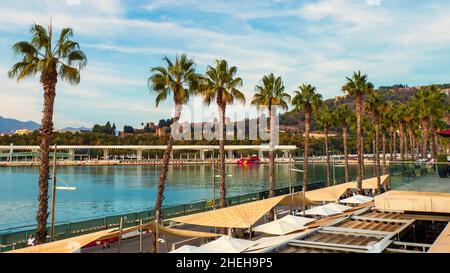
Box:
[436,154,448,178]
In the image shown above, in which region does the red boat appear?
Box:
[237,155,261,165]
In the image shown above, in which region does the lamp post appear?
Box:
[290,167,305,216]
[50,145,77,242]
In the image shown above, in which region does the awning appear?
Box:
[7,229,117,253]
[279,215,316,226]
[170,195,289,228]
[102,222,221,239]
[340,194,374,204]
[198,235,257,253]
[169,245,221,253]
[277,192,316,207]
[437,129,450,138]
[305,182,352,202]
[253,219,307,235]
[244,232,308,253]
[349,175,390,190]
[304,203,352,216]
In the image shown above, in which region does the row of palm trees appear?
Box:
[8,23,448,247]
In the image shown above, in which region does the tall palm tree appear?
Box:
[201,60,245,214]
[8,23,87,244]
[315,105,335,187]
[252,73,290,221]
[411,86,446,159]
[342,71,374,193]
[380,110,390,174]
[394,105,407,161]
[384,102,396,161]
[403,102,417,161]
[292,84,322,192]
[365,93,383,191]
[335,105,355,183]
[148,54,201,252]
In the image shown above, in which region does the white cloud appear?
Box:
[66,0,81,6]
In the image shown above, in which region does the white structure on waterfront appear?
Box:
[0,145,297,162]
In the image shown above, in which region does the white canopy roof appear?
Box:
[253,220,307,236]
[280,215,316,226]
[170,245,203,253]
[303,203,352,216]
[340,194,374,204]
[198,235,257,253]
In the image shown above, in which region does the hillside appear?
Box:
[280,85,450,132]
[0,116,40,133]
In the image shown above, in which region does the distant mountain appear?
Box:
[0,116,40,133]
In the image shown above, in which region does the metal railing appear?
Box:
[0,178,334,252]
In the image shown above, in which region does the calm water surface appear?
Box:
[0,163,375,229]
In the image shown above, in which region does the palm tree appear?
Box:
[365,93,383,191]
[8,23,87,244]
[201,60,245,214]
[292,84,322,192]
[411,86,446,159]
[380,110,390,174]
[315,105,335,187]
[335,105,355,183]
[403,102,417,161]
[384,102,396,161]
[148,54,201,252]
[252,73,290,221]
[342,71,374,193]
[394,105,407,161]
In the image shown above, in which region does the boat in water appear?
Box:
[237,155,261,165]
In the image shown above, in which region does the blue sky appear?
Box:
[1,0,450,129]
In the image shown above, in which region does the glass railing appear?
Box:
[389,162,450,194]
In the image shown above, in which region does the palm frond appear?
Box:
[59,63,80,85]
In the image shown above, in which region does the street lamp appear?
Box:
[289,153,306,215]
[50,145,77,242]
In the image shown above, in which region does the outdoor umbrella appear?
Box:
[253,219,307,236]
[303,203,352,216]
[340,194,374,205]
[197,235,257,253]
[170,245,203,253]
[279,215,316,226]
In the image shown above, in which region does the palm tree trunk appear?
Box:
[152,103,182,253]
[421,119,429,159]
[218,104,227,234]
[36,70,58,244]
[343,125,349,183]
[375,116,381,191]
[303,110,311,192]
[268,105,276,221]
[356,95,363,193]
[408,124,415,161]
[404,124,409,160]
[382,133,387,175]
[325,128,330,187]
[389,124,394,161]
[393,128,397,160]
[430,126,437,159]
[399,123,405,161]
[372,136,376,175]
[219,104,227,208]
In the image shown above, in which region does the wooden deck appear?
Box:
[375,190,450,214]
[428,222,450,253]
